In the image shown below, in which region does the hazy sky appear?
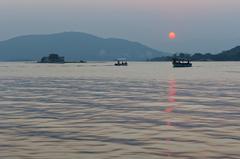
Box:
[0,0,240,53]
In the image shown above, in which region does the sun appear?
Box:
[169,32,176,40]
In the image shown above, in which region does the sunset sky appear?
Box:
[0,0,240,53]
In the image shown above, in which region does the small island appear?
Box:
[39,54,87,64]
[40,54,65,63]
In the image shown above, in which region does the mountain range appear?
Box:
[0,32,165,61]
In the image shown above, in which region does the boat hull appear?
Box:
[173,63,192,67]
[115,63,128,66]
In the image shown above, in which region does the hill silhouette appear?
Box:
[0,32,165,61]
[214,46,240,61]
[150,46,240,61]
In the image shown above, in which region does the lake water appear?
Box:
[0,62,239,159]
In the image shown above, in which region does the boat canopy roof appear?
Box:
[116,58,127,61]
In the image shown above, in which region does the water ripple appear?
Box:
[0,75,239,159]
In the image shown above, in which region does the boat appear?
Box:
[172,57,192,67]
[115,58,128,66]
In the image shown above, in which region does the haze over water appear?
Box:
[0,62,239,159]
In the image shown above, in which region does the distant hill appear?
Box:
[150,46,240,61]
[0,32,165,61]
[214,46,240,61]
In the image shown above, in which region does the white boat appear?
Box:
[115,58,128,66]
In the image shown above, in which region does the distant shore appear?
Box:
[150,46,240,62]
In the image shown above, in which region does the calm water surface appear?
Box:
[0,62,239,159]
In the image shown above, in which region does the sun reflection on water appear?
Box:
[165,79,177,114]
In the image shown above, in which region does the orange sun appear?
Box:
[169,32,176,40]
